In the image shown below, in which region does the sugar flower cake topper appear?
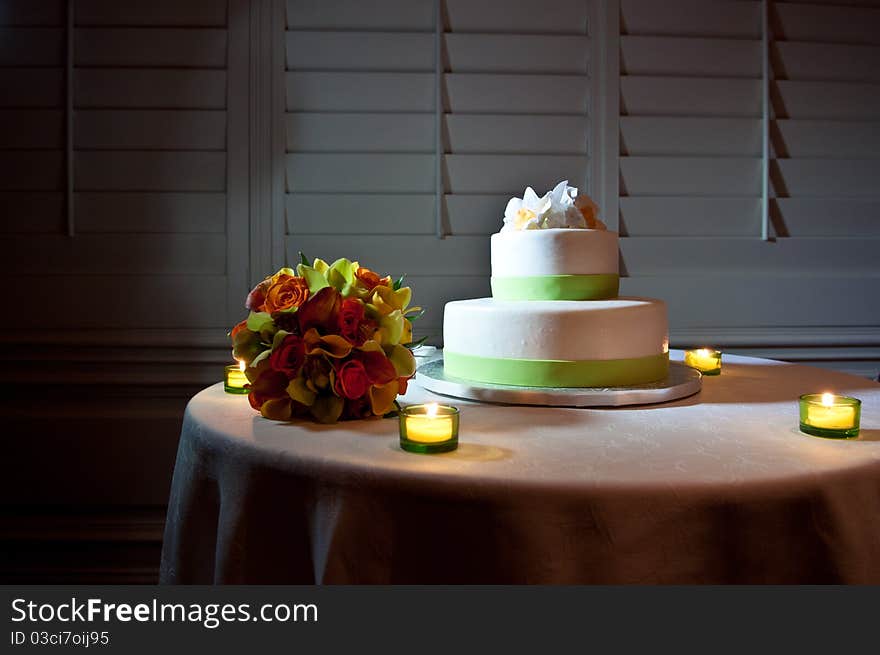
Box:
[501,180,606,232]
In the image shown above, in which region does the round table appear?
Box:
[160,351,880,584]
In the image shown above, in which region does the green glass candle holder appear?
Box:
[224,363,249,394]
[799,393,860,439]
[684,348,722,376]
[399,403,459,454]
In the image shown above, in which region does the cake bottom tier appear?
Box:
[443,297,669,388]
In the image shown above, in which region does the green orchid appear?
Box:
[310,395,344,424]
[287,375,316,406]
[232,329,265,366]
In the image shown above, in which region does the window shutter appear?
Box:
[0,0,66,231]
[0,0,244,333]
[618,0,879,360]
[285,0,598,340]
[771,1,880,237]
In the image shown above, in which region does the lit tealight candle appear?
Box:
[224,359,249,394]
[399,402,460,454]
[684,348,722,375]
[799,392,861,439]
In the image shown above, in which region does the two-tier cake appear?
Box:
[443,181,669,388]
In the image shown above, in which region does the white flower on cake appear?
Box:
[501,180,607,232]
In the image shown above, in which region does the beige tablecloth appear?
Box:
[160,352,880,584]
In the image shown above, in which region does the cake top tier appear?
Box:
[502,180,607,232]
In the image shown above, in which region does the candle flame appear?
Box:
[238,359,246,372]
[426,402,439,418]
[821,392,835,406]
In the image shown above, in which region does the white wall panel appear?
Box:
[0,152,63,190]
[444,0,589,33]
[620,237,880,276]
[775,3,880,45]
[620,197,762,236]
[774,159,879,196]
[621,117,761,156]
[773,198,880,236]
[0,110,63,148]
[621,36,761,77]
[0,235,227,275]
[775,81,880,120]
[0,27,63,65]
[286,194,435,234]
[0,276,229,329]
[445,154,589,195]
[285,113,433,152]
[774,42,880,82]
[75,0,227,26]
[0,69,63,106]
[288,235,489,277]
[622,276,880,328]
[286,72,434,112]
[621,77,761,117]
[287,0,433,30]
[75,110,226,150]
[75,151,226,192]
[75,69,227,109]
[444,194,510,234]
[621,0,760,38]
[286,32,433,71]
[286,153,434,193]
[621,157,761,196]
[445,115,588,154]
[445,73,588,114]
[774,120,880,158]
[74,28,227,68]
[0,192,63,232]
[444,34,589,74]
[0,0,63,25]
[75,193,227,233]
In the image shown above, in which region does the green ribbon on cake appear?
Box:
[491,274,620,301]
[444,351,668,388]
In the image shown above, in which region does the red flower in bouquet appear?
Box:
[269,333,306,377]
[247,369,289,412]
[246,279,271,312]
[264,274,310,313]
[338,298,367,345]
[353,349,397,385]
[334,360,370,400]
[297,286,341,334]
[230,319,248,339]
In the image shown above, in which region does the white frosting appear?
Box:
[491,229,619,277]
[443,297,669,361]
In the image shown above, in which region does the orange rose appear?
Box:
[264,275,309,313]
[355,267,384,291]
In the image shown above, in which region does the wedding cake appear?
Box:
[443,181,669,388]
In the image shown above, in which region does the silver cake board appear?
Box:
[415,357,702,408]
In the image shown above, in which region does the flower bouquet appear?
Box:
[229,256,423,423]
